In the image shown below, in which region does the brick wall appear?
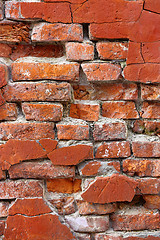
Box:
[0,0,160,239]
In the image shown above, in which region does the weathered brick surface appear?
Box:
[0,0,159,237]
[82,63,121,81]
[0,123,55,140]
[102,101,139,119]
[12,61,79,81]
[22,103,63,121]
[32,23,83,42]
[2,82,71,102]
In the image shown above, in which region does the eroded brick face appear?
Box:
[0,0,160,238]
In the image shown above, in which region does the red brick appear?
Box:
[4,214,75,240]
[39,139,57,153]
[144,121,160,136]
[6,2,71,23]
[97,42,128,60]
[123,64,160,83]
[0,90,5,106]
[143,195,160,210]
[82,174,137,204]
[70,103,99,121]
[48,144,93,165]
[0,43,12,58]
[141,102,160,119]
[132,141,160,158]
[129,11,160,42]
[126,42,144,65]
[47,178,81,193]
[142,42,160,63]
[12,61,79,81]
[49,197,76,215]
[0,21,30,43]
[0,2,3,20]
[76,200,117,215]
[79,161,120,176]
[0,221,5,236]
[0,123,55,141]
[0,180,43,199]
[66,216,109,232]
[102,101,139,119]
[0,64,8,88]
[2,82,71,102]
[2,44,64,60]
[95,233,160,240]
[82,63,121,81]
[71,0,143,23]
[93,121,127,141]
[0,103,17,121]
[137,178,160,195]
[141,85,160,101]
[73,82,138,101]
[0,202,9,217]
[0,139,47,170]
[66,42,94,61]
[22,103,63,121]
[123,159,160,177]
[89,22,131,40]
[96,141,131,159]
[144,0,160,13]
[57,121,89,140]
[0,169,6,180]
[9,161,75,179]
[32,23,83,42]
[111,208,160,231]
[9,198,51,216]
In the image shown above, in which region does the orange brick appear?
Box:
[0,64,8,88]
[12,61,79,81]
[96,141,131,159]
[82,63,121,81]
[32,23,83,42]
[6,2,71,23]
[97,42,128,60]
[57,121,89,140]
[144,0,160,13]
[73,82,138,101]
[0,123,55,141]
[142,42,160,63]
[141,102,160,119]
[0,21,30,43]
[132,141,160,158]
[70,103,99,121]
[0,103,17,121]
[22,103,63,121]
[102,101,139,119]
[66,42,94,61]
[2,82,71,102]
[47,178,81,193]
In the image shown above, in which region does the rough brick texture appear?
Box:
[0,0,159,238]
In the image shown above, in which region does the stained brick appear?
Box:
[0,123,55,141]
[9,161,75,179]
[82,63,121,81]
[0,103,17,121]
[32,23,83,42]
[141,102,160,119]
[0,64,8,88]
[102,101,139,119]
[2,82,71,102]
[22,103,63,122]
[141,85,160,101]
[132,141,160,157]
[96,141,131,159]
[70,103,100,121]
[12,60,79,81]
[66,42,94,61]
[97,42,128,60]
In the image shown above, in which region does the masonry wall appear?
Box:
[0,0,160,239]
